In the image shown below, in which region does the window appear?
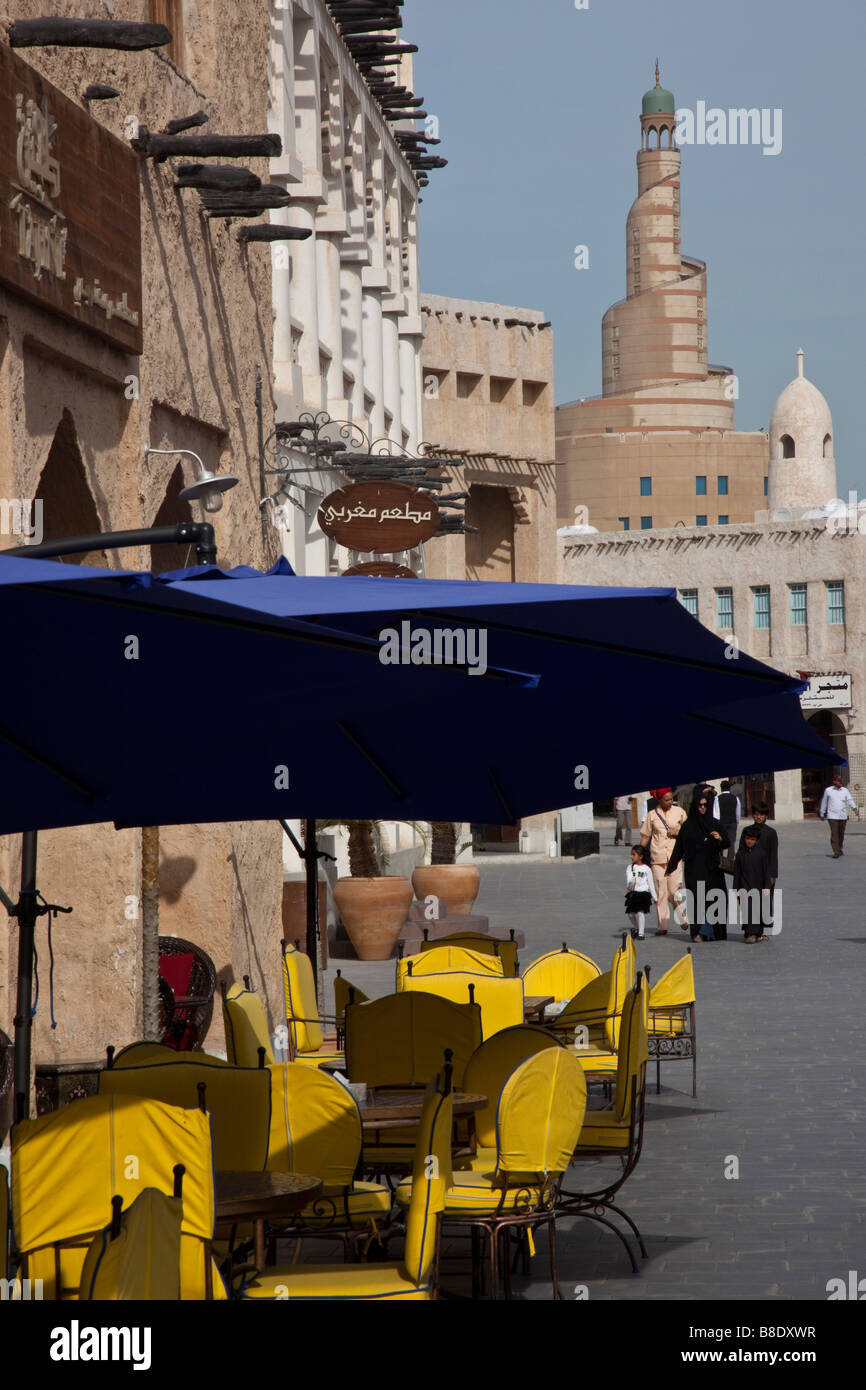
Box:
[696,515,707,526]
[489,375,514,404]
[618,517,630,531]
[640,516,652,530]
[715,587,733,630]
[640,477,652,496]
[718,515,729,525]
[679,589,698,618]
[763,476,769,496]
[826,581,845,626]
[823,433,832,457]
[456,372,481,399]
[696,476,707,495]
[717,475,728,495]
[781,434,795,458]
[789,583,807,626]
[752,586,770,630]
[522,380,546,407]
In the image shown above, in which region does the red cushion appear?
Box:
[159,952,195,997]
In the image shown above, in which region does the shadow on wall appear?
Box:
[158,855,197,904]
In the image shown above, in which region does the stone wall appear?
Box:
[0,1,285,1065]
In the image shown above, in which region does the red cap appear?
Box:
[651,787,673,798]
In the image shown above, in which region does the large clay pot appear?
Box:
[412,864,481,916]
[333,876,413,960]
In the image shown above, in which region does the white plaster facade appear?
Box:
[266,0,424,579]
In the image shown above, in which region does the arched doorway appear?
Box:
[801,710,848,815]
[34,411,103,562]
[150,463,194,573]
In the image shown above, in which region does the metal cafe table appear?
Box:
[215,1171,323,1270]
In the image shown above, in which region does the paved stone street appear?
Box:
[324,818,866,1301]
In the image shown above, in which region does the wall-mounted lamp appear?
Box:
[145,446,239,514]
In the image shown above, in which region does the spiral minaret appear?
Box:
[602,67,712,399]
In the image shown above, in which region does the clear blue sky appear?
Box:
[407,0,865,495]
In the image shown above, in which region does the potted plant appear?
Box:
[412,822,480,916]
[322,820,414,960]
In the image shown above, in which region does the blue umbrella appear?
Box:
[0,555,835,830]
[0,553,835,1112]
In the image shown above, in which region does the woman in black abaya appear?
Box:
[665,789,730,941]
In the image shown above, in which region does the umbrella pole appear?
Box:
[141,826,161,1041]
[303,818,318,992]
[12,830,38,1121]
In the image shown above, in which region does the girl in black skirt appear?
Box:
[733,824,772,942]
[625,844,657,940]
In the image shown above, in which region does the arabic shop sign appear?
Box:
[318,481,439,554]
[799,673,851,711]
[0,45,142,354]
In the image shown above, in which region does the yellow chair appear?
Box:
[396,946,504,988]
[282,940,344,1069]
[222,982,275,1068]
[548,934,636,1074]
[522,944,601,1003]
[419,930,520,977]
[109,1042,229,1069]
[647,950,697,1097]
[454,1025,564,1173]
[344,991,482,1089]
[11,1093,224,1299]
[79,1187,183,1301]
[401,972,525,1040]
[265,1063,390,1253]
[100,1059,271,1172]
[558,974,650,1272]
[397,1048,587,1299]
[236,1072,454,1300]
[419,931,520,975]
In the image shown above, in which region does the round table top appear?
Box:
[359,1090,486,1123]
[214,1170,322,1219]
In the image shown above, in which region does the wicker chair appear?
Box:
[157,937,217,1051]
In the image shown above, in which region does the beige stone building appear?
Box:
[420,294,556,585]
[559,356,863,822]
[0,2,284,1064]
[556,71,767,534]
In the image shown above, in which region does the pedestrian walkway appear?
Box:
[324,820,865,1300]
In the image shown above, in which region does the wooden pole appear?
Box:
[141,826,161,1042]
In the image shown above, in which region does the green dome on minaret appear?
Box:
[642,61,675,114]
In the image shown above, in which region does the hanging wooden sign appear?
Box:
[0,46,142,353]
[342,561,418,578]
[318,481,439,554]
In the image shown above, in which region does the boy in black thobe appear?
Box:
[733,825,772,942]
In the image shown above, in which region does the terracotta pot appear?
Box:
[412,864,481,916]
[333,876,413,961]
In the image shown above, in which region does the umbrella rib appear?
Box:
[486,767,516,825]
[25,584,525,682]
[0,724,97,799]
[395,608,793,687]
[683,709,836,760]
[336,722,405,798]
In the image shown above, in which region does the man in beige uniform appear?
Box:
[640,788,688,934]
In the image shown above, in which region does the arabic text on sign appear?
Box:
[320,500,435,527]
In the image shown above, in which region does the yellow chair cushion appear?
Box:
[290,1051,345,1069]
[396,1168,553,1215]
[239,1264,431,1300]
[572,1106,631,1152]
[569,1045,619,1074]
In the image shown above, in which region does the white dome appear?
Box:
[769,349,833,461]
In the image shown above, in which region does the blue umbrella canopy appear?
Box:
[0,555,835,833]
